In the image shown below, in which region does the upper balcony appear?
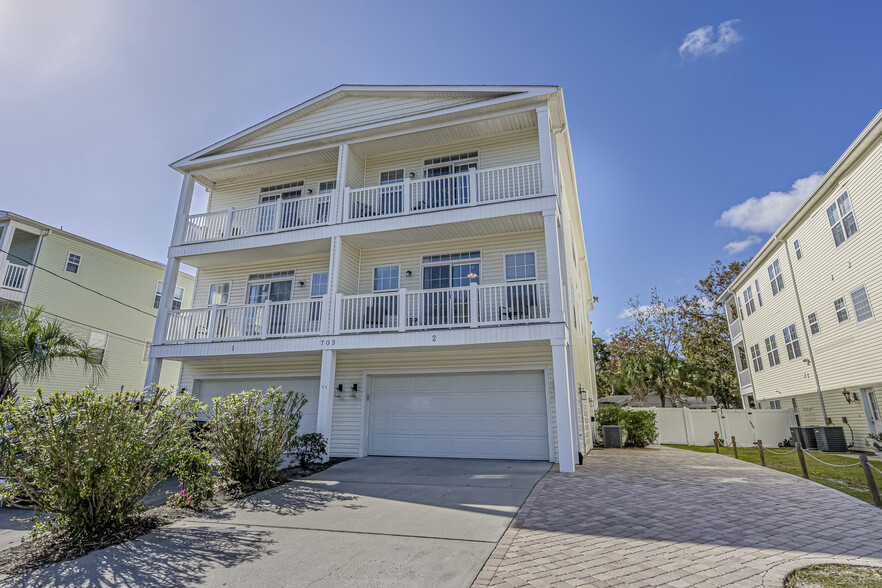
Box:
[172,106,557,260]
[0,260,30,304]
[0,226,40,305]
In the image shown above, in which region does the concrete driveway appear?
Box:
[4,457,549,587]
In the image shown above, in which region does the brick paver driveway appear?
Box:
[474,447,882,587]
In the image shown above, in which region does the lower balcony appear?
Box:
[165,297,328,343]
[0,261,30,303]
[337,281,550,332]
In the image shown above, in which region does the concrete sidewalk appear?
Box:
[3,457,549,587]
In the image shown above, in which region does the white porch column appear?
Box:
[145,173,195,388]
[317,349,337,456]
[145,257,180,387]
[325,236,342,335]
[171,173,197,246]
[333,145,349,225]
[536,106,555,195]
[552,342,576,472]
[0,224,13,268]
[543,209,566,324]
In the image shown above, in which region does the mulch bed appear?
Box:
[0,457,351,576]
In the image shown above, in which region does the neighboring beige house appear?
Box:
[721,109,882,449]
[0,211,193,396]
[145,85,596,472]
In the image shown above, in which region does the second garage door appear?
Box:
[367,371,549,460]
[195,377,320,433]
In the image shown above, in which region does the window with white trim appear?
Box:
[765,335,781,367]
[208,282,230,305]
[373,266,399,292]
[743,286,756,316]
[88,330,108,365]
[142,341,151,362]
[782,324,802,360]
[379,169,404,184]
[769,399,782,409]
[311,272,329,297]
[767,259,784,295]
[504,252,536,281]
[318,180,336,193]
[834,297,849,323]
[826,191,858,246]
[862,387,880,421]
[750,343,763,372]
[65,253,81,274]
[807,312,820,335]
[154,281,184,310]
[755,279,763,307]
[850,286,874,324]
[793,239,803,260]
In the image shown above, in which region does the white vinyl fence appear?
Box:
[633,407,796,447]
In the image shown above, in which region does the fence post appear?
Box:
[757,440,766,467]
[860,455,882,508]
[714,432,720,454]
[796,442,810,479]
[731,436,739,459]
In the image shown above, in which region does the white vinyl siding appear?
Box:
[782,324,802,360]
[850,286,874,324]
[768,259,784,295]
[206,163,338,214]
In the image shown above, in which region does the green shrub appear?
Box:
[292,432,327,468]
[206,387,306,491]
[168,442,214,509]
[594,406,658,448]
[621,410,659,448]
[0,387,202,537]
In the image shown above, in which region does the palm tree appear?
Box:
[0,307,106,402]
[614,356,653,406]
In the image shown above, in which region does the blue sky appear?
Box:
[1,1,880,337]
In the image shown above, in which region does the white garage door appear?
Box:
[195,378,320,434]
[368,371,548,460]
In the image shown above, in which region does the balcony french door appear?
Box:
[247,280,293,336]
[421,263,479,325]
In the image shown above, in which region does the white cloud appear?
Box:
[679,19,743,58]
[716,173,824,233]
[724,235,761,255]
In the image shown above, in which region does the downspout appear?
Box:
[775,236,828,423]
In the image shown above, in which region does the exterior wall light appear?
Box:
[297,281,305,287]
[842,388,852,403]
[350,384,358,399]
[405,270,412,277]
[306,188,313,194]
[409,172,415,179]
[335,384,343,398]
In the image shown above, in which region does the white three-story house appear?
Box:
[146,85,595,471]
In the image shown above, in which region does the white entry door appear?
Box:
[367,371,548,460]
[195,377,320,433]
[860,387,882,436]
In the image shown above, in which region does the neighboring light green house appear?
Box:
[0,211,194,397]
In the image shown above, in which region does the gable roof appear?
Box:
[171,85,559,172]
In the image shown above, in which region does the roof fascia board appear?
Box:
[179,103,545,176]
[172,87,556,171]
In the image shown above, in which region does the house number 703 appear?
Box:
[320,339,336,346]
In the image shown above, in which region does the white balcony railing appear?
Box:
[345,161,544,221]
[182,193,334,244]
[1,261,29,291]
[337,281,550,333]
[165,297,327,343]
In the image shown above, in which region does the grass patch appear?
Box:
[666,444,882,505]
[785,564,882,587]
